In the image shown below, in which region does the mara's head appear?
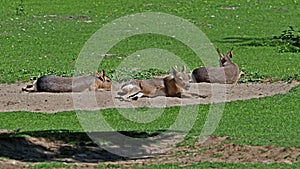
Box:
[218,48,234,67]
[96,69,112,91]
[172,65,190,90]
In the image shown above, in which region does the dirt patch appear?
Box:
[0,133,299,168]
[0,81,299,113]
[111,136,300,167]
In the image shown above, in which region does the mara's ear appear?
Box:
[100,69,106,76]
[96,71,100,77]
[96,70,105,77]
[217,48,224,58]
[181,65,187,73]
[96,70,105,81]
[172,66,179,74]
[226,48,233,58]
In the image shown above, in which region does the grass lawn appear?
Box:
[1,0,300,168]
[1,0,299,82]
[1,85,299,147]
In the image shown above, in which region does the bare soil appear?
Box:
[0,81,299,168]
[0,81,299,113]
[0,134,299,168]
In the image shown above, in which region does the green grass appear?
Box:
[0,111,82,132]
[216,85,300,147]
[133,162,300,169]
[1,0,300,82]
[18,161,300,169]
[1,0,300,168]
[29,162,71,169]
[19,161,300,169]
[1,85,299,148]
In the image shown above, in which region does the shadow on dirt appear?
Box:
[0,130,178,163]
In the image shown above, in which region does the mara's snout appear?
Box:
[180,82,191,90]
[183,82,190,90]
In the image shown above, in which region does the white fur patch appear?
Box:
[33,80,38,91]
[128,92,144,100]
[133,92,144,98]
[122,84,136,90]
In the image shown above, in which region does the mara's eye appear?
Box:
[106,79,111,82]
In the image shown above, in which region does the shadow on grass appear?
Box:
[0,130,180,163]
[218,37,278,47]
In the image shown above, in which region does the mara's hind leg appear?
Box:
[127,91,144,100]
[119,91,144,101]
[120,82,143,100]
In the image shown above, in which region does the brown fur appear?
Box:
[120,66,190,100]
[192,48,243,84]
[22,70,112,92]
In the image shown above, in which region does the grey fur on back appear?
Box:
[36,75,96,92]
[192,48,240,84]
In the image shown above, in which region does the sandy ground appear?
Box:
[0,81,299,113]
